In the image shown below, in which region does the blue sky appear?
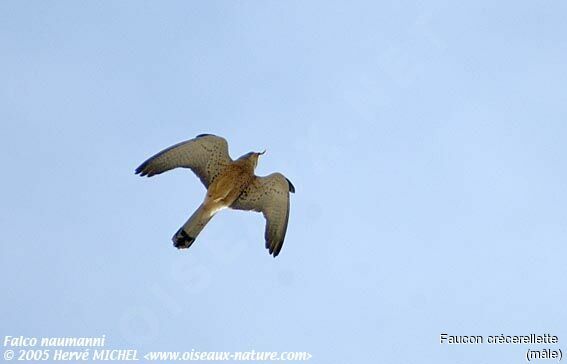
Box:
[1,1,566,363]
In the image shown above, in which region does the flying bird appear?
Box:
[135,134,295,257]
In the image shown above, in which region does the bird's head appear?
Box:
[238,150,266,169]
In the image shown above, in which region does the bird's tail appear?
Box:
[172,203,214,249]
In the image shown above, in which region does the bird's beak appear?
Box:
[259,150,266,156]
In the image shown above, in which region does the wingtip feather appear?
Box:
[286,178,295,193]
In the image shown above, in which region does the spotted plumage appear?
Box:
[135,134,295,257]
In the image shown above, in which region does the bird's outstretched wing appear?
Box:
[231,173,295,257]
[135,134,231,188]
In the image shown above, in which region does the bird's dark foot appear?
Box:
[172,229,196,249]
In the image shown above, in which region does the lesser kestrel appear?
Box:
[135,134,295,257]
